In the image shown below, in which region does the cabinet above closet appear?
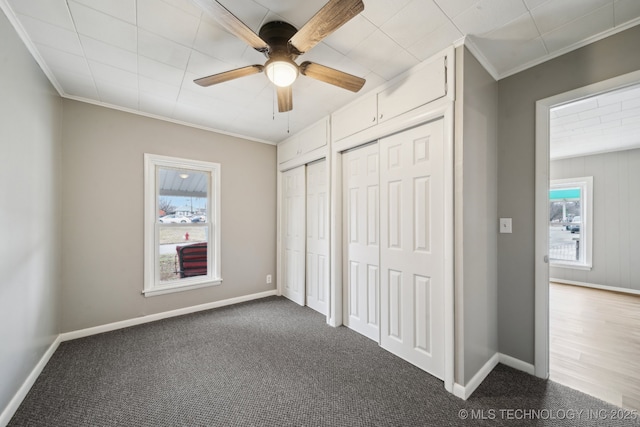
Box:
[331,52,451,142]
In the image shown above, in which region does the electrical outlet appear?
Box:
[266,274,272,284]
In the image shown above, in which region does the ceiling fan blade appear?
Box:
[192,0,269,52]
[277,86,293,112]
[300,61,365,92]
[194,65,264,87]
[289,0,364,54]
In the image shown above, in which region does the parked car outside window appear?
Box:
[568,216,581,233]
[159,214,191,223]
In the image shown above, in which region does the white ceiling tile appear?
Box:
[89,60,138,90]
[453,0,528,36]
[68,1,137,52]
[192,18,253,63]
[433,0,478,19]
[161,0,204,18]
[323,15,377,55]
[79,36,137,73]
[407,20,463,61]
[372,48,419,80]
[138,56,185,86]
[348,29,403,71]
[139,93,177,117]
[299,43,345,68]
[16,14,83,56]
[361,0,412,27]
[186,51,234,77]
[95,82,139,109]
[138,30,192,69]
[523,0,550,10]
[35,43,91,76]
[139,76,181,101]
[72,0,136,24]
[381,0,450,48]
[49,67,99,99]
[614,0,640,26]
[8,0,75,30]
[542,4,614,53]
[215,0,269,34]
[484,12,540,42]
[137,0,200,47]
[530,0,611,34]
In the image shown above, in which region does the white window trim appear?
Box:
[549,176,593,270]
[143,154,222,297]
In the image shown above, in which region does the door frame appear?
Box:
[534,69,640,379]
[330,98,455,393]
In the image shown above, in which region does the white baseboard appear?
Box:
[60,290,278,342]
[498,353,535,375]
[550,278,640,296]
[0,335,61,427]
[452,352,536,400]
[453,353,500,400]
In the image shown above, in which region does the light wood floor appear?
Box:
[549,282,640,412]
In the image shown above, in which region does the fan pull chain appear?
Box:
[287,112,290,134]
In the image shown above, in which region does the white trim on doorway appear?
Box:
[534,69,640,379]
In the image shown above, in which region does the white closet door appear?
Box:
[380,120,445,379]
[306,159,328,315]
[282,166,306,305]
[342,143,380,341]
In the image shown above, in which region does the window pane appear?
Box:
[159,225,208,282]
[158,167,208,221]
[549,186,582,263]
[157,166,209,283]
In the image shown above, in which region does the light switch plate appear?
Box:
[500,218,512,233]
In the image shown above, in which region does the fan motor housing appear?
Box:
[258,21,298,57]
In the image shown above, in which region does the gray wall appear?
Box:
[550,148,640,291]
[0,9,62,418]
[497,25,640,364]
[60,100,277,332]
[455,47,499,385]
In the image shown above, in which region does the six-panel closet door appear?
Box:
[342,143,380,341]
[379,119,445,379]
[282,166,306,305]
[306,160,329,315]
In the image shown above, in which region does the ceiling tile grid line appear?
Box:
[2,0,640,143]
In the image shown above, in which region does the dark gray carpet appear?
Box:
[9,296,640,426]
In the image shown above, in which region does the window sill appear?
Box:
[550,262,592,271]
[143,278,222,297]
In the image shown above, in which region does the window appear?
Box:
[549,177,592,269]
[144,154,221,296]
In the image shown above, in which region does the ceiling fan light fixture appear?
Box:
[264,57,298,87]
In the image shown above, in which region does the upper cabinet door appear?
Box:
[378,57,446,124]
[331,92,378,142]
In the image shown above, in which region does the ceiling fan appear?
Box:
[191,0,366,112]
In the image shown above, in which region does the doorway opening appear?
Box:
[535,71,640,411]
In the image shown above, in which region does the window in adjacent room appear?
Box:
[144,154,221,296]
[548,177,593,269]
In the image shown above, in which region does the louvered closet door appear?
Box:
[306,159,328,315]
[380,120,445,379]
[342,143,380,341]
[282,166,306,306]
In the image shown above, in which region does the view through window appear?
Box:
[144,154,221,296]
[549,177,592,268]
